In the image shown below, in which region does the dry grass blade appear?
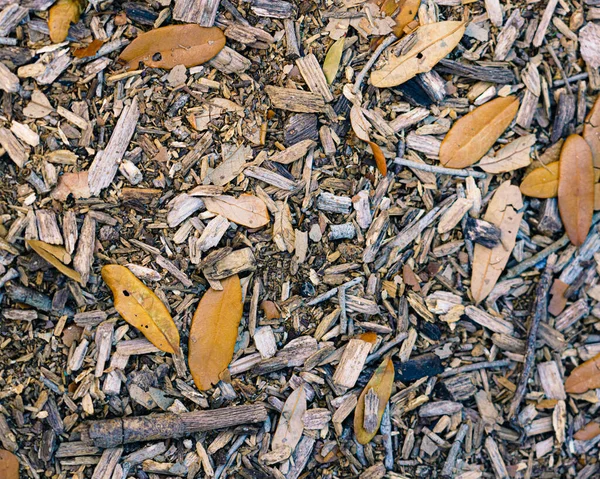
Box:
[48,0,86,43]
[520,162,559,198]
[119,24,226,70]
[204,194,270,228]
[440,96,519,169]
[471,181,523,303]
[565,352,600,394]
[558,135,594,246]
[370,21,465,88]
[102,265,180,354]
[27,239,81,284]
[189,275,243,390]
[354,357,394,444]
[583,95,600,181]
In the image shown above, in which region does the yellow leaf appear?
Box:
[471,181,523,303]
[27,239,81,284]
[354,357,394,444]
[48,0,86,43]
[323,37,345,84]
[189,275,243,390]
[440,96,520,169]
[204,194,269,228]
[102,265,180,354]
[119,24,226,70]
[370,21,465,88]
[520,162,559,198]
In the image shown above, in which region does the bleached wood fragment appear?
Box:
[119,159,142,185]
[265,85,326,113]
[208,46,251,74]
[95,321,114,378]
[126,264,162,282]
[254,326,277,358]
[36,210,63,245]
[102,353,129,395]
[270,139,316,164]
[0,127,27,167]
[537,361,566,400]
[319,125,336,156]
[10,121,39,147]
[203,247,256,280]
[273,201,295,253]
[91,447,123,479]
[329,223,355,240]
[0,4,28,37]
[332,339,372,389]
[317,192,352,214]
[303,408,331,429]
[156,255,193,287]
[197,215,229,252]
[244,166,298,190]
[532,0,559,47]
[0,61,19,93]
[438,198,474,234]
[493,9,524,60]
[295,230,308,263]
[167,194,206,228]
[173,0,220,26]
[484,436,509,479]
[389,108,429,133]
[74,214,96,286]
[68,339,89,372]
[57,105,89,130]
[352,191,372,229]
[296,54,333,102]
[464,306,514,334]
[363,388,379,433]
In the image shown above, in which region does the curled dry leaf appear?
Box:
[519,162,559,198]
[189,275,243,390]
[204,194,269,228]
[583,95,600,181]
[102,265,180,354]
[119,24,226,70]
[471,181,523,303]
[370,21,465,88]
[0,449,19,479]
[272,387,306,454]
[379,0,420,37]
[323,37,345,84]
[565,352,600,394]
[558,135,594,246]
[48,0,86,43]
[574,421,600,441]
[27,240,81,284]
[440,96,519,169]
[350,104,387,175]
[354,357,394,444]
[478,134,535,174]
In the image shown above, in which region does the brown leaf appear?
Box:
[204,194,269,228]
[0,449,19,479]
[119,24,226,70]
[260,300,280,320]
[272,387,306,454]
[370,21,465,88]
[558,134,594,246]
[478,134,535,173]
[354,357,394,444]
[565,352,600,394]
[596,183,600,211]
[72,39,104,58]
[48,0,86,43]
[519,162,559,198]
[350,105,387,175]
[583,95,600,181]
[102,265,180,354]
[574,421,600,441]
[27,240,82,284]
[471,181,523,303]
[379,0,420,37]
[439,96,519,169]
[51,171,91,201]
[189,275,243,390]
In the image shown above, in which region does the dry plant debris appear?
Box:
[1,0,600,478]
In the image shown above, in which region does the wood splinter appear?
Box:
[87,404,268,448]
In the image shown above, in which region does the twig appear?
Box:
[546,44,573,95]
[553,72,588,87]
[307,277,363,306]
[504,235,568,278]
[353,33,398,93]
[338,285,348,335]
[380,404,394,470]
[366,333,408,364]
[507,254,556,419]
[214,434,247,479]
[439,359,511,378]
[394,158,488,179]
[441,423,469,478]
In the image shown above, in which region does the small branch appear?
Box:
[439,359,511,378]
[546,44,573,95]
[353,33,398,94]
[507,254,556,419]
[504,234,568,279]
[394,157,488,179]
[441,423,469,478]
[307,277,363,306]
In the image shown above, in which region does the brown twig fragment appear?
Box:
[353,33,398,94]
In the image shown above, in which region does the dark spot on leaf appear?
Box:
[123,290,130,296]
[152,52,162,62]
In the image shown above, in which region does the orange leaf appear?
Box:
[354,357,394,444]
[519,161,559,198]
[350,105,387,175]
[565,352,600,394]
[189,275,243,390]
[439,96,519,169]
[73,39,104,58]
[358,332,378,345]
[119,24,226,70]
[583,95,600,181]
[48,0,86,43]
[0,450,19,479]
[596,183,600,211]
[558,134,594,246]
[379,0,420,37]
[102,265,180,354]
[27,240,82,284]
[574,421,600,441]
[203,194,269,228]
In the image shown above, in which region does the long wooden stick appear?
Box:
[88,404,268,448]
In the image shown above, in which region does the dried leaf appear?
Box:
[354,357,394,444]
[51,171,91,201]
[72,39,104,58]
[119,24,226,70]
[189,275,243,390]
[350,105,387,175]
[48,0,86,43]
[519,162,559,198]
[102,265,180,354]
[478,134,535,173]
[379,0,420,37]
[558,135,594,246]
[273,201,295,253]
[565,352,600,394]
[596,183,600,211]
[583,95,600,181]
[0,450,19,479]
[439,96,520,169]
[204,194,269,228]
[261,300,280,320]
[323,37,345,84]
[272,387,306,453]
[471,181,523,303]
[370,21,465,88]
[27,240,81,284]
[574,421,600,441]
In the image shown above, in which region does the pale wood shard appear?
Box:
[56,105,89,130]
[484,0,503,27]
[91,447,123,479]
[88,97,139,196]
[265,85,327,113]
[254,326,277,358]
[363,388,380,434]
[0,61,19,93]
[319,125,337,156]
[11,121,39,147]
[270,139,316,165]
[273,201,295,253]
[36,210,63,245]
[537,361,566,400]
[197,215,229,252]
[94,321,115,378]
[485,436,509,479]
[73,214,96,286]
[554,298,589,331]
[332,339,372,390]
[464,306,514,335]
[317,192,352,214]
[167,194,206,228]
[208,46,251,74]
[0,127,27,167]
[251,0,293,18]
[389,108,430,133]
[203,247,256,280]
[156,254,193,287]
[173,0,220,26]
[494,9,525,61]
[244,166,298,190]
[532,0,559,47]
[296,54,334,102]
